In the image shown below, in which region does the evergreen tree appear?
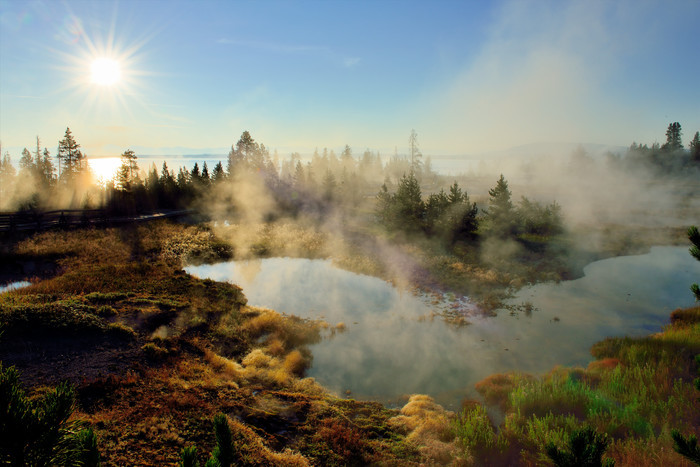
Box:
[393,172,424,232]
[663,122,683,151]
[689,131,700,162]
[227,130,269,175]
[546,426,614,467]
[201,162,210,184]
[159,162,178,208]
[375,182,393,224]
[0,363,101,466]
[487,174,516,236]
[116,149,139,191]
[322,169,336,202]
[425,189,449,233]
[19,148,34,178]
[672,429,700,465]
[518,197,564,237]
[0,152,16,204]
[293,160,305,189]
[145,163,160,206]
[39,148,55,188]
[190,162,201,184]
[408,129,423,175]
[689,226,700,301]
[448,183,478,241]
[208,414,234,467]
[177,167,190,190]
[211,161,225,183]
[57,127,85,183]
[179,446,199,467]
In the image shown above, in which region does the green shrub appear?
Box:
[0,363,101,465]
[210,413,234,467]
[179,445,200,467]
[453,404,501,455]
[546,426,614,467]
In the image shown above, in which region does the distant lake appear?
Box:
[90,154,483,178]
[186,246,700,410]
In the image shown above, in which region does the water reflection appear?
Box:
[186,246,700,410]
[0,281,31,294]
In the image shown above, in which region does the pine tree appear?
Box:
[117,149,139,191]
[322,169,337,202]
[0,363,101,466]
[663,122,683,151]
[546,426,614,466]
[487,174,516,237]
[393,172,424,232]
[425,189,449,233]
[689,131,700,162]
[689,226,700,301]
[39,148,55,188]
[57,127,85,183]
[208,414,234,467]
[190,163,201,188]
[0,152,16,203]
[293,160,305,189]
[179,446,199,467]
[408,129,423,175]
[227,131,269,174]
[19,148,34,178]
[201,162,210,184]
[211,161,225,183]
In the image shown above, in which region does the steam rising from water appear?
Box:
[187,246,700,409]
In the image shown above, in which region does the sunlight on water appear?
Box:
[186,246,700,410]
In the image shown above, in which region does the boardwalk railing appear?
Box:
[0,209,194,233]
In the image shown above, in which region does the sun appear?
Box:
[90,58,121,86]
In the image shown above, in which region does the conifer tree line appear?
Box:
[1,123,698,217]
[376,171,563,244]
[618,122,700,173]
[0,128,435,215]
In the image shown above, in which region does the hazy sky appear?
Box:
[1,0,699,158]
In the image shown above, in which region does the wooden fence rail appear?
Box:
[0,209,193,233]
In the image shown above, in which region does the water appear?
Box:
[0,281,31,294]
[185,246,700,410]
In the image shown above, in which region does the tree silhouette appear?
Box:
[690,131,700,162]
[546,426,614,467]
[663,122,683,151]
[689,226,700,301]
[57,127,85,183]
[486,174,516,236]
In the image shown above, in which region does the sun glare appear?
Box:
[90,58,121,86]
[88,157,122,184]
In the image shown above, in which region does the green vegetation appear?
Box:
[546,427,615,467]
[689,226,700,301]
[0,127,698,464]
[0,223,425,465]
[0,363,101,466]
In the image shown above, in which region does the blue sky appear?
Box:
[1,0,699,159]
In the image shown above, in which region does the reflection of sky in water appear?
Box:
[0,281,31,294]
[186,246,700,410]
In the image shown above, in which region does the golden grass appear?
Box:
[388,394,469,465]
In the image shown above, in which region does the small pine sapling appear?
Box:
[546,426,615,467]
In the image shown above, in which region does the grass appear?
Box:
[0,222,424,465]
[2,221,699,465]
[462,306,700,465]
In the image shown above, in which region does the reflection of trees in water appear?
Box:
[238,259,262,285]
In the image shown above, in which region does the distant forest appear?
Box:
[1,124,698,235]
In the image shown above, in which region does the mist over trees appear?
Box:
[0,122,698,238]
[619,122,700,175]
